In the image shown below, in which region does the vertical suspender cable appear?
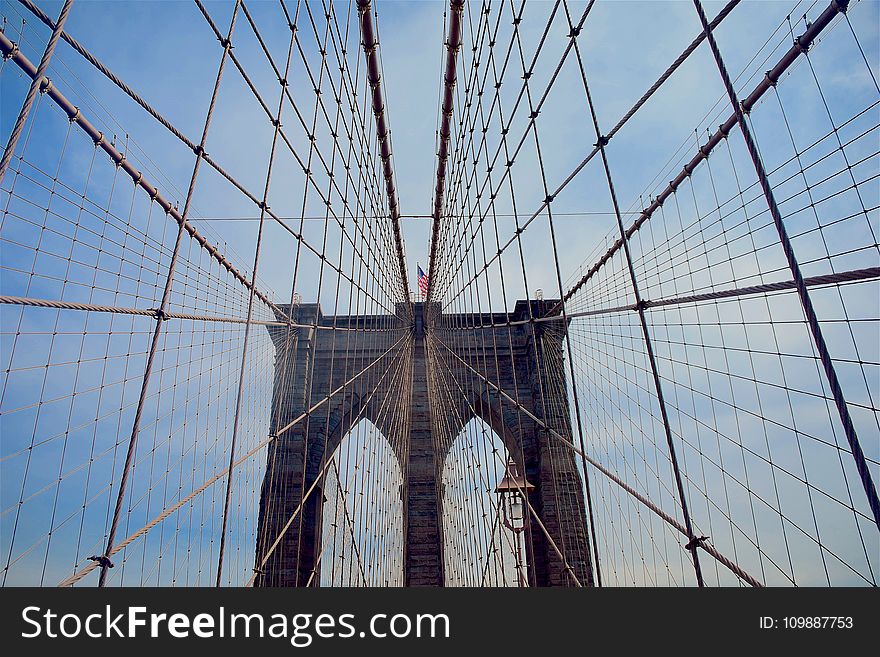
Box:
[97,0,242,586]
[0,0,74,185]
[691,0,879,529]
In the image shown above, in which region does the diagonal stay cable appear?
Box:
[690,0,878,530]
[56,332,408,587]
[0,30,282,315]
[552,0,851,314]
[247,333,412,587]
[427,332,584,586]
[430,333,763,587]
[0,0,74,184]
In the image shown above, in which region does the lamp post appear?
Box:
[495,459,535,586]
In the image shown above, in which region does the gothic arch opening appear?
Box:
[319,418,404,586]
[441,417,528,587]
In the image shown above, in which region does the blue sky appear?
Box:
[5,0,876,302]
[1,0,875,295]
[0,0,878,587]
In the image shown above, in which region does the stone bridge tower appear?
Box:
[255,300,593,587]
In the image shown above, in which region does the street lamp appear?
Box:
[495,459,535,587]
[495,459,535,533]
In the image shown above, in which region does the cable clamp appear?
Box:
[68,106,81,124]
[88,555,115,569]
[39,78,53,94]
[3,41,19,61]
[149,307,169,321]
[684,535,709,551]
[595,135,609,148]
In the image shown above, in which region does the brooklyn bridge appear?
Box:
[0,0,877,588]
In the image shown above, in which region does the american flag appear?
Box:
[417,264,429,299]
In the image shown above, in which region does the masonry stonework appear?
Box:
[255,301,593,587]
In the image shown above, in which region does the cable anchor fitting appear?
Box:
[3,41,19,61]
[88,555,115,569]
[684,535,709,551]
